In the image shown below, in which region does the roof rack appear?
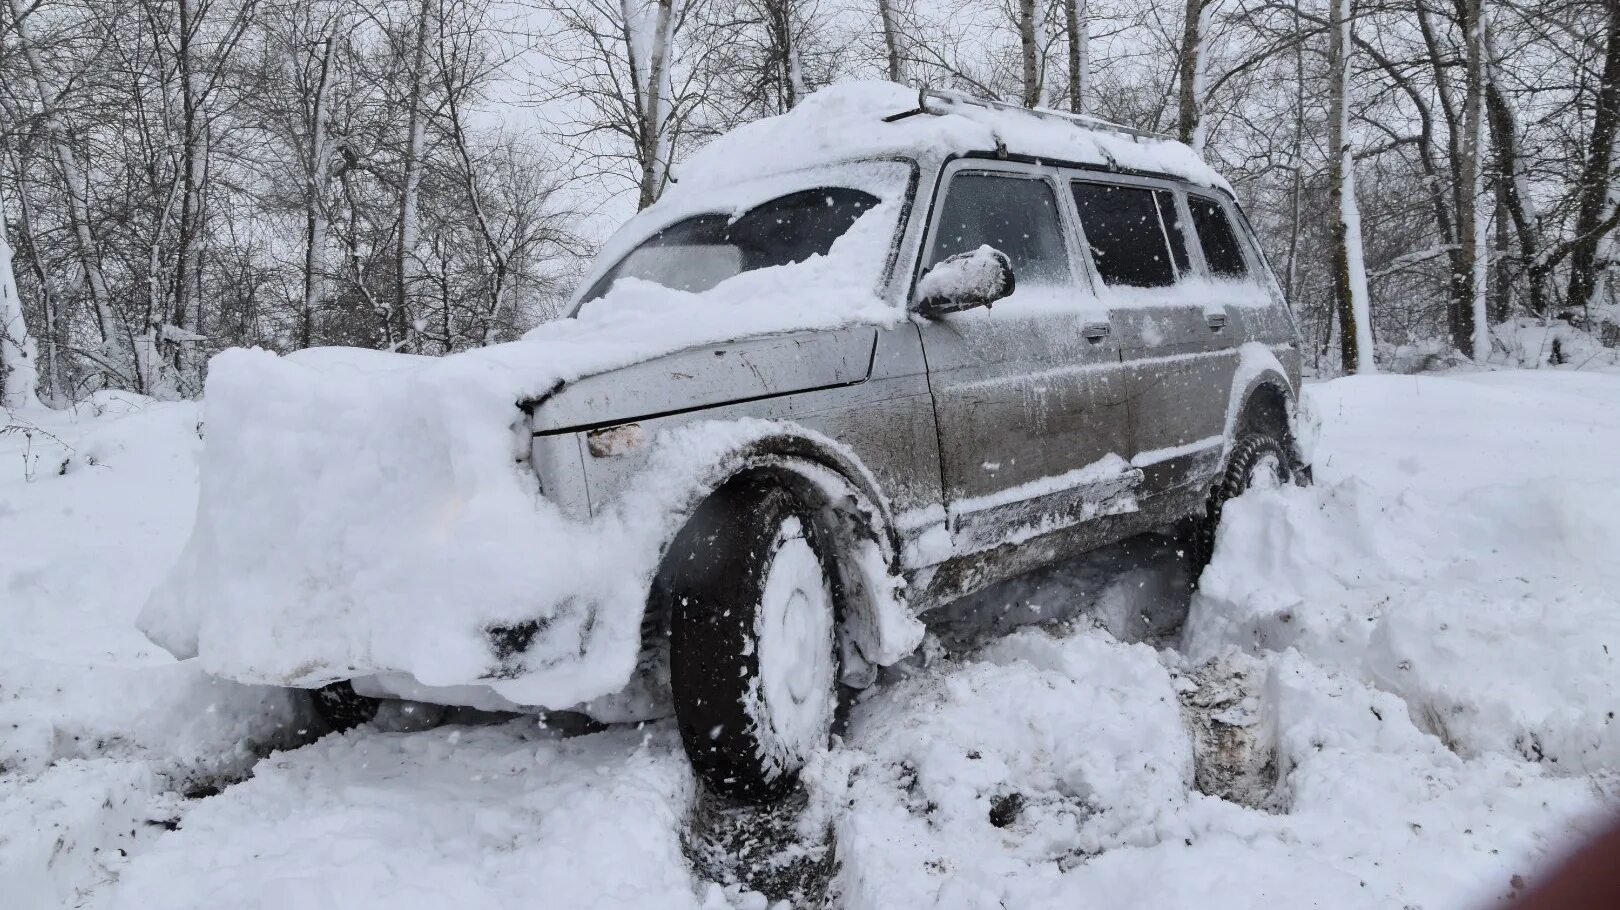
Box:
[883,85,1174,145]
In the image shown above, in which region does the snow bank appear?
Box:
[104,725,706,910]
[1491,316,1620,371]
[817,623,1607,910]
[1186,372,1620,772]
[140,190,908,709]
[0,402,308,905]
[8,370,1615,909]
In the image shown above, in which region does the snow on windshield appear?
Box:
[567,158,912,315]
[584,187,884,301]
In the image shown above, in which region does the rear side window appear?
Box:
[926,173,1071,285]
[1188,195,1249,278]
[1071,182,1184,288]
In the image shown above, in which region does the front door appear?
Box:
[915,163,1137,557]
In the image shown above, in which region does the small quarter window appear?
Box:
[1188,195,1249,278]
[1071,182,1180,288]
[1157,191,1192,276]
[926,173,1071,285]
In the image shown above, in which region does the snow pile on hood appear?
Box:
[1186,372,1620,772]
[139,179,907,709]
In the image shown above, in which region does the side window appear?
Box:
[926,172,1071,285]
[1071,182,1182,288]
[1188,195,1249,278]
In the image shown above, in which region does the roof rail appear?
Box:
[884,85,1175,145]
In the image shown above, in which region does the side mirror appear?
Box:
[914,246,1017,318]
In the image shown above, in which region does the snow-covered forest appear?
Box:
[2,0,1619,403]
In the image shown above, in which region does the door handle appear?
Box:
[1205,312,1229,331]
[1082,321,1111,342]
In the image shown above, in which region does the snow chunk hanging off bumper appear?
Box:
[138,347,916,710]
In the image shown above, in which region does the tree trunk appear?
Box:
[396,0,433,352]
[1065,0,1088,114]
[1328,0,1374,374]
[1018,0,1040,108]
[626,0,678,210]
[878,0,902,83]
[764,0,803,111]
[1480,14,1542,314]
[1566,0,1620,312]
[0,183,40,410]
[302,33,338,350]
[1456,0,1486,358]
[1177,0,1203,147]
[13,165,65,404]
[1282,0,1305,302]
[168,0,205,385]
[7,0,127,384]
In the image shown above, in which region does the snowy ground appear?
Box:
[3,370,1618,909]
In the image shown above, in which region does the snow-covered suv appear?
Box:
[141,82,1308,802]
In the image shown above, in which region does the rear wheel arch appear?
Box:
[1228,375,1308,475]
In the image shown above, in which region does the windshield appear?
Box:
[583,187,884,301]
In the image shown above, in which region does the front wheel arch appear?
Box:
[644,433,915,681]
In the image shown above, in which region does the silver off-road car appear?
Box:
[314,88,1308,801]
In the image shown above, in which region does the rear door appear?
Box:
[915,162,1136,557]
[1069,178,1236,498]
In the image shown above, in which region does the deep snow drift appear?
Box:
[2,368,1617,908]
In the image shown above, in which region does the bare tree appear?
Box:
[0,177,38,408]
[1328,0,1374,372]
[878,0,903,83]
[1176,0,1210,149]
[1565,0,1620,313]
[5,0,128,385]
[1455,0,1488,358]
[1018,0,1043,107]
[1064,0,1088,114]
[538,0,703,211]
[394,0,434,352]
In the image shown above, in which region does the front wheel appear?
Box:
[665,476,844,802]
[1186,432,1296,579]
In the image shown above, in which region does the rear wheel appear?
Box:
[1186,432,1295,579]
[665,476,844,802]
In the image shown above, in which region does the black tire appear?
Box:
[1186,432,1295,580]
[665,475,845,802]
[312,680,381,732]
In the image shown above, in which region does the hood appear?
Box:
[528,326,878,434]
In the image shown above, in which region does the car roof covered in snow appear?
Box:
[666,81,1231,200]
